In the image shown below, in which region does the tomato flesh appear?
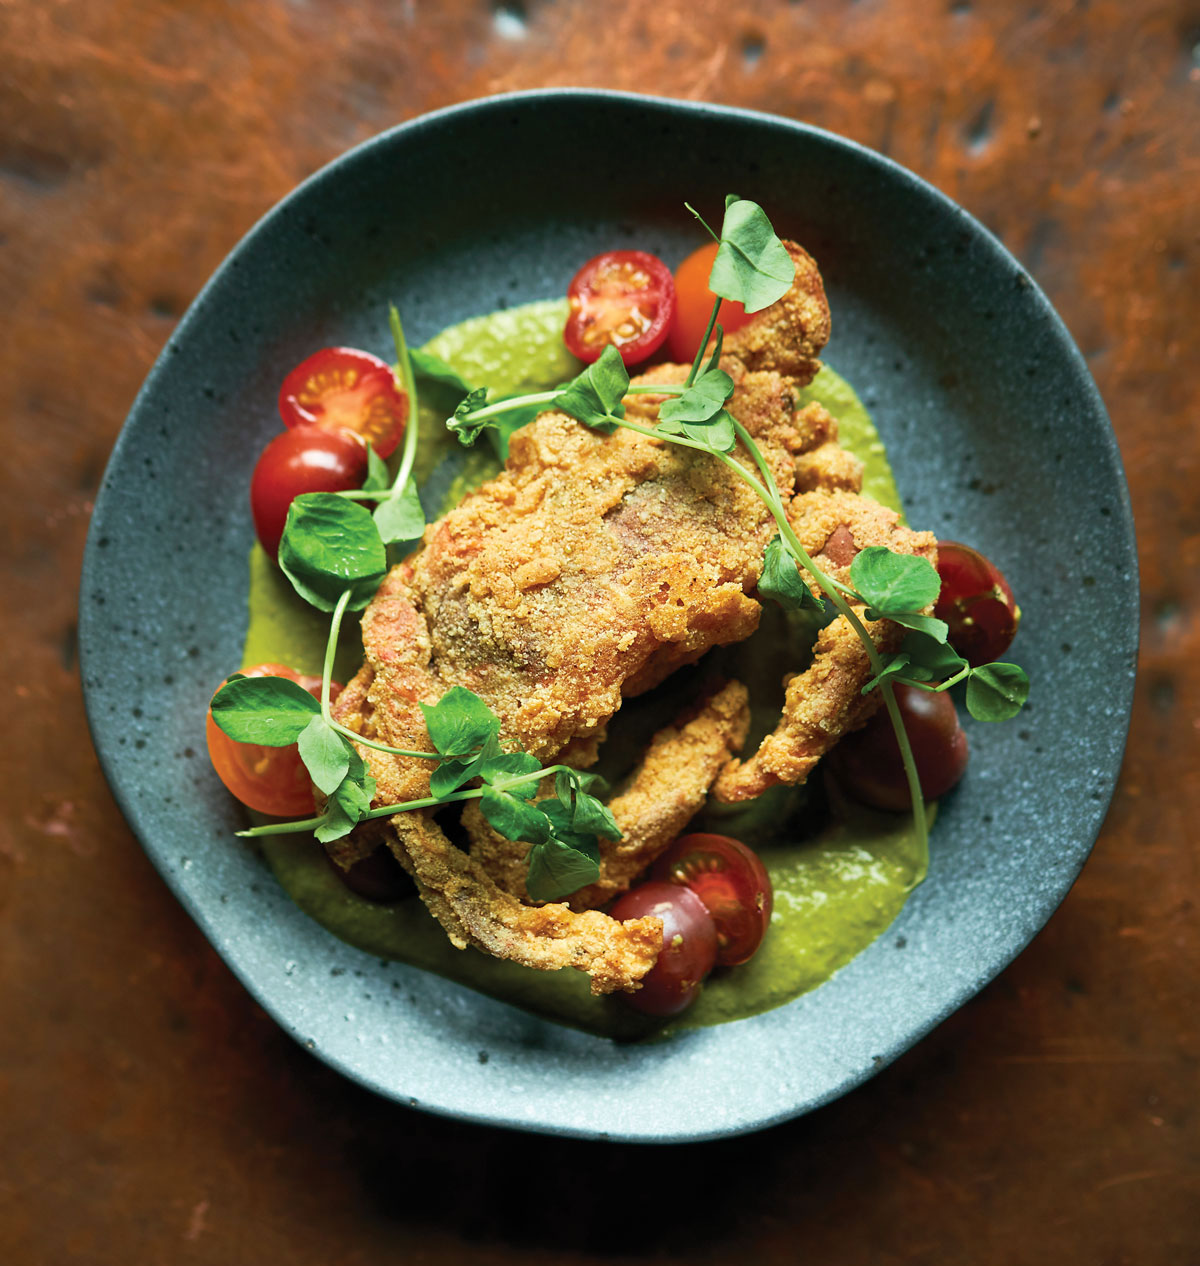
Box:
[250,424,369,560]
[278,347,407,458]
[610,882,717,1016]
[206,664,342,817]
[934,540,1021,667]
[651,833,772,966]
[829,684,969,813]
[665,241,753,364]
[564,250,675,366]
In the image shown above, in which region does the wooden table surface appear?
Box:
[3,2,1197,1260]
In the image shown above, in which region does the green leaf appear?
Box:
[479,788,551,844]
[525,838,601,902]
[658,368,734,424]
[570,789,620,840]
[966,663,1030,721]
[428,733,500,798]
[709,199,796,314]
[209,675,320,746]
[758,536,823,613]
[296,716,351,796]
[362,445,391,494]
[315,797,357,844]
[553,344,628,432]
[869,611,950,643]
[419,686,502,758]
[850,547,941,617]
[478,751,543,798]
[278,493,387,612]
[900,630,968,681]
[861,653,912,695]
[539,799,602,859]
[335,749,376,814]
[409,348,474,395]
[373,478,426,546]
[447,386,491,445]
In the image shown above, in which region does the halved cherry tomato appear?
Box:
[250,424,369,560]
[829,684,969,813]
[564,250,676,366]
[206,663,342,817]
[665,241,753,364]
[610,882,717,1016]
[278,347,407,457]
[934,541,1021,667]
[651,833,773,966]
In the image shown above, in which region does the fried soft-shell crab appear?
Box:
[330,243,936,995]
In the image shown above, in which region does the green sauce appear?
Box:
[250,299,925,1039]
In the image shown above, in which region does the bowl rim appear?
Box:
[81,88,1138,1142]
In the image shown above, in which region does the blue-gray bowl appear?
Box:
[80,90,1137,1142]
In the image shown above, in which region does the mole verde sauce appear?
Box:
[243,299,927,1040]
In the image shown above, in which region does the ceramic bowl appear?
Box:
[80,90,1137,1142]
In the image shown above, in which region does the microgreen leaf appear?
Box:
[479,788,551,845]
[428,733,502,798]
[296,716,351,796]
[409,348,474,395]
[657,408,737,452]
[209,675,321,746]
[870,611,950,643]
[373,478,426,546]
[315,798,357,844]
[541,800,603,860]
[709,199,796,314]
[758,536,823,613]
[570,789,620,840]
[362,445,391,494]
[658,368,734,424]
[525,837,602,902]
[849,547,941,617]
[447,387,491,445]
[314,749,377,843]
[278,493,387,612]
[965,663,1030,721]
[553,344,628,432]
[900,630,968,681]
[861,653,912,695]
[478,751,543,798]
[419,686,502,758]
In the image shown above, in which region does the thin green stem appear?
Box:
[321,589,352,721]
[329,721,440,760]
[684,202,721,243]
[390,305,421,494]
[464,390,559,424]
[879,678,929,883]
[685,296,722,388]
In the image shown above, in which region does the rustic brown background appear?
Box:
[2,0,1197,1261]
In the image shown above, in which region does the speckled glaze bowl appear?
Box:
[80,90,1137,1142]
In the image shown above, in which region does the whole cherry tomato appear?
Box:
[206,663,342,817]
[610,882,717,1016]
[564,250,676,366]
[278,347,407,457]
[250,424,369,560]
[829,684,969,813]
[651,833,772,966]
[665,241,753,364]
[934,541,1021,667]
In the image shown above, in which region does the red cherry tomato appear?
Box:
[665,241,753,364]
[829,684,969,813]
[651,833,772,966]
[610,882,717,1016]
[934,541,1021,668]
[206,664,342,817]
[250,424,369,560]
[278,347,407,457]
[564,250,676,366]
